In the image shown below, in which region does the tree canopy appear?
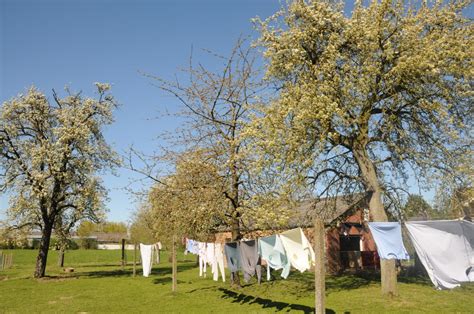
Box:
[249,0,473,297]
[0,84,119,277]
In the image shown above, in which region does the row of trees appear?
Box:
[129,1,473,311]
[1,1,472,311]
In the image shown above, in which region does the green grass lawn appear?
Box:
[0,249,472,313]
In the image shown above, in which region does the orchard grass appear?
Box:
[0,249,472,313]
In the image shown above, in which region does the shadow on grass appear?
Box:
[150,263,197,276]
[326,270,432,292]
[152,277,186,285]
[218,288,334,314]
[75,263,132,268]
[76,262,197,278]
[78,269,134,278]
[35,274,79,282]
[341,270,432,287]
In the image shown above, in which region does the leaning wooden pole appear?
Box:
[314,217,325,314]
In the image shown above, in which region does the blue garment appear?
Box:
[224,242,241,272]
[186,239,199,255]
[368,222,410,260]
[258,235,290,280]
[239,240,262,283]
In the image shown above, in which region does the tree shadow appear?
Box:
[76,263,131,268]
[347,270,432,287]
[149,263,197,276]
[36,274,78,281]
[74,261,197,278]
[218,288,335,314]
[326,275,372,293]
[152,277,186,285]
[78,269,134,278]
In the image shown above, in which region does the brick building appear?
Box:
[215,194,380,274]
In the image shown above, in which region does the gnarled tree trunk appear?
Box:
[353,144,398,296]
[34,220,53,278]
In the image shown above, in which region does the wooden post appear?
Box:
[121,239,126,270]
[133,243,137,277]
[0,252,3,271]
[172,235,177,292]
[314,217,325,314]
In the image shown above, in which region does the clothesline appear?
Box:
[186,227,315,284]
[140,219,473,291]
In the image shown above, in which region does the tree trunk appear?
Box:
[231,218,240,242]
[172,235,177,292]
[34,221,53,278]
[353,144,398,296]
[314,217,325,314]
[57,246,65,268]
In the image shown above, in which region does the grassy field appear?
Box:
[0,249,472,313]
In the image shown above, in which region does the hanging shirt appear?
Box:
[197,242,207,277]
[140,243,154,277]
[279,228,315,273]
[258,234,290,280]
[406,220,474,290]
[239,240,262,283]
[186,239,199,255]
[368,222,410,260]
[206,243,216,268]
[224,242,241,273]
[154,243,161,263]
[212,243,226,282]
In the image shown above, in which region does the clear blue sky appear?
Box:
[1,0,472,223]
[0,0,286,223]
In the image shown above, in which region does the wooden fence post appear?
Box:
[172,235,177,292]
[314,217,325,314]
[121,239,126,270]
[133,243,137,277]
[0,251,3,271]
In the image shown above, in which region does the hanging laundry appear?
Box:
[197,242,207,277]
[258,234,290,280]
[279,228,315,273]
[140,243,154,277]
[206,242,216,275]
[212,243,226,282]
[154,242,161,263]
[186,239,199,255]
[239,240,262,283]
[406,220,474,290]
[224,242,241,282]
[368,222,410,260]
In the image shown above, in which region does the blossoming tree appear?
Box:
[0,84,118,277]
[250,0,473,306]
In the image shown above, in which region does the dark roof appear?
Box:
[92,232,129,243]
[287,193,369,228]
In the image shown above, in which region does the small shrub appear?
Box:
[79,238,98,249]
